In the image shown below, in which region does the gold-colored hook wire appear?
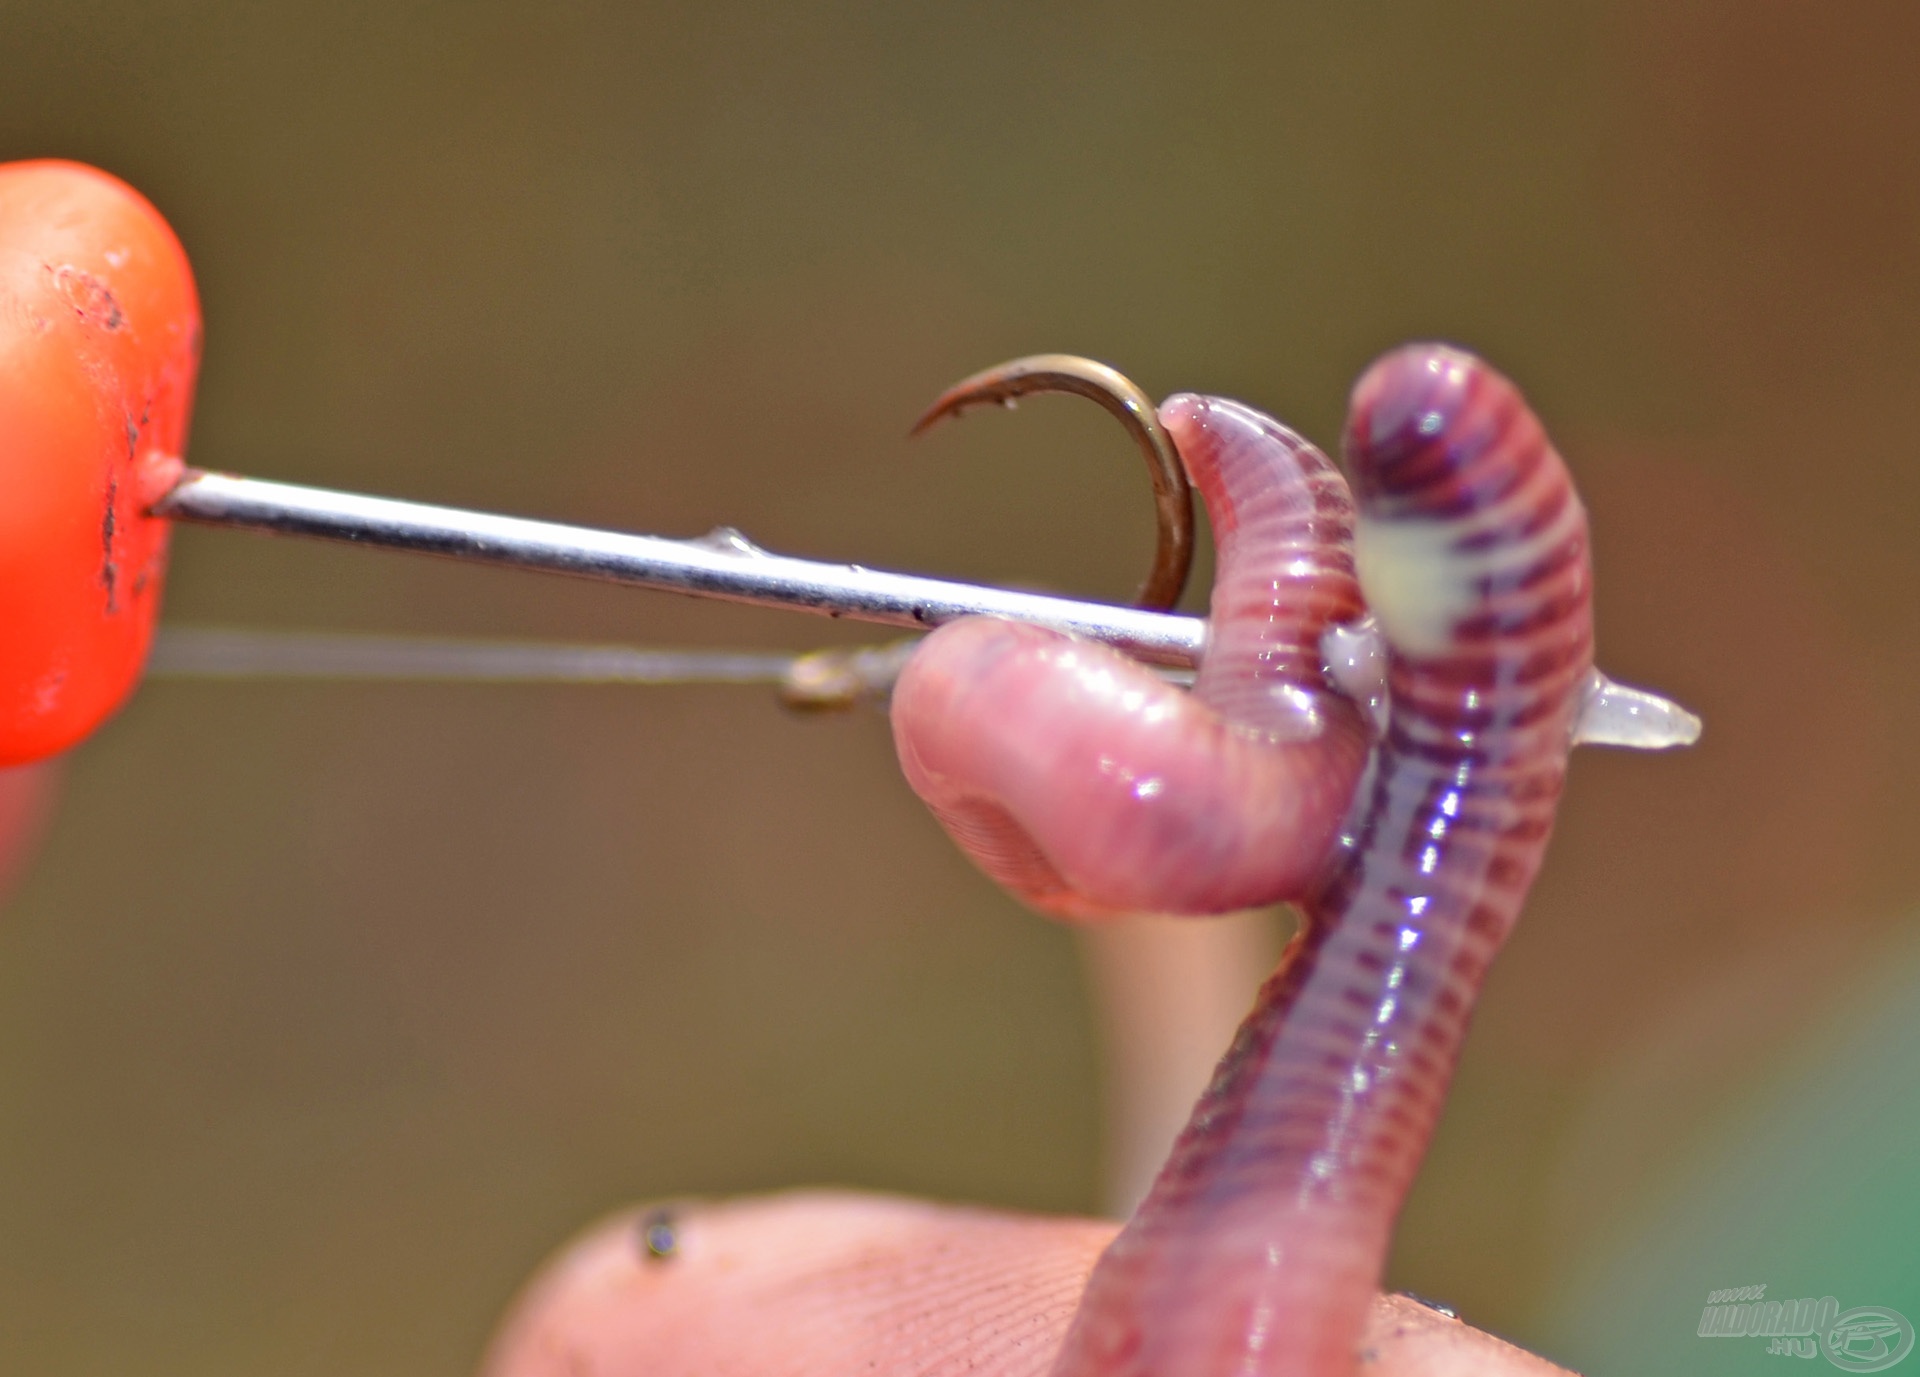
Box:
[909,354,1196,612]
[780,355,1197,711]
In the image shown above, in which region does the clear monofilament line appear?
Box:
[147,628,804,685]
[144,629,1194,711]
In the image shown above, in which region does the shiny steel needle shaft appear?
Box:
[150,470,1698,746]
[154,469,1206,670]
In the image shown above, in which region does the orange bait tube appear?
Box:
[0,160,199,765]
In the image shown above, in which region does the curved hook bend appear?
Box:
[911,354,1196,612]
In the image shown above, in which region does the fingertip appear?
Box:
[480,1192,1113,1377]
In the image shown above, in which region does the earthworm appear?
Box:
[895,344,1595,1375]
[890,390,1373,920]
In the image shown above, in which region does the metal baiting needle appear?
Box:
[148,470,1699,745]
[153,468,1207,668]
[146,351,1700,747]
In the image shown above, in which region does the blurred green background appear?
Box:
[3,1,1918,1372]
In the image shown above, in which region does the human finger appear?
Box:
[480,1190,1577,1376]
